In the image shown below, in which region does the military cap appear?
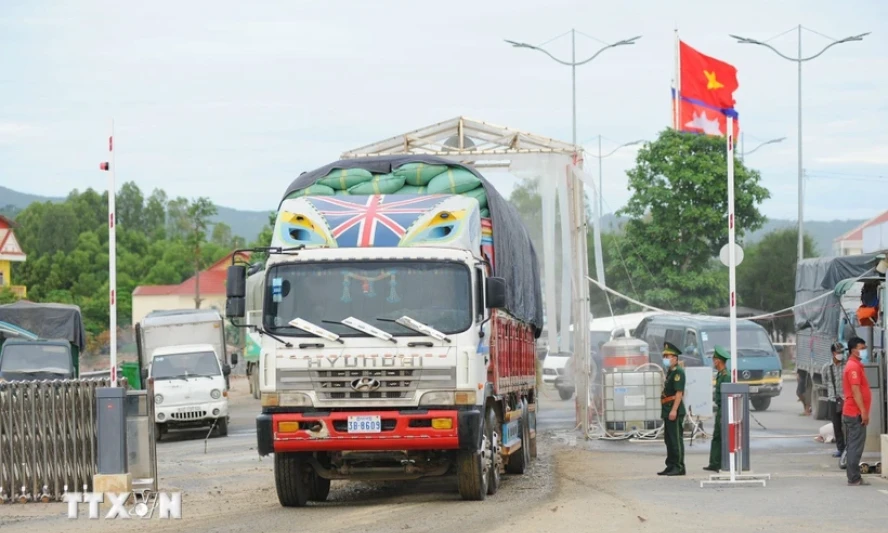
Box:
[713,345,731,361]
[663,342,682,357]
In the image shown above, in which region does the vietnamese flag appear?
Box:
[672,92,739,139]
[679,41,739,110]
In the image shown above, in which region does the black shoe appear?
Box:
[658,468,674,476]
[703,465,720,472]
[665,469,686,476]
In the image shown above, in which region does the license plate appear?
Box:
[347,415,381,433]
[749,386,759,393]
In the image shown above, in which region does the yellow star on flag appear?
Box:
[704,70,724,90]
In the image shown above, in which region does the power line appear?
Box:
[763,26,799,44]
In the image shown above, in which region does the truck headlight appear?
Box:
[419,391,476,406]
[154,394,163,405]
[211,389,222,399]
[765,370,781,378]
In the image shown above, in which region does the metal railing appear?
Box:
[0,377,121,503]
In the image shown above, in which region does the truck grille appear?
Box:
[275,367,456,400]
[171,409,207,421]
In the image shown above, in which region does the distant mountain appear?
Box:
[1,186,65,209]
[599,213,864,257]
[1,185,270,242]
[1,185,865,254]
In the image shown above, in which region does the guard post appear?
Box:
[93,387,132,505]
[721,383,750,472]
[701,382,770,488]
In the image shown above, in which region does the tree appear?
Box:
[610,129,771,312]
[738,228,817,336]
[144,188,168,239]
[248,211,277,264]
[0,287,19,304]
[117,182,145,230]
[211,222,234,248]
[186,198,218,308]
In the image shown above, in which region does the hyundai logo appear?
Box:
[351,377,381,392]
[742,370,751,380]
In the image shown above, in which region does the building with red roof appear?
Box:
[131,251,250,324]
[833,209,888,256]
[0,215,27,299]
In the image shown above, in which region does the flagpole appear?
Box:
[727,116,737,384]
[108,121,118,388]
[674,27,681,129]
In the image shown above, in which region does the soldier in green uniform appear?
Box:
[704,345,731,473]
[659,342,686,476]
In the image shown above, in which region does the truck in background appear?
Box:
[135,309,236,440]
[794,253,886,426]
[0,301,87,381]
[225,155,543,505]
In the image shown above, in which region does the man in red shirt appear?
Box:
[842,336,872,486]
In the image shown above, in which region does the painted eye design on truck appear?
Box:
[402,210,467,244]
[277,211,333,247]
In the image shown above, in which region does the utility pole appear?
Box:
[730,27,869,263]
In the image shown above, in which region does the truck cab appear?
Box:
[149,343,230,440]
[0,338,74,381]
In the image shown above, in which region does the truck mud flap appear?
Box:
[458,409,483,452]
[256,413,273,456]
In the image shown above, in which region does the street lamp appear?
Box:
[729,26,869,263]
[505,30,641,146]
[741,135,786,161]
[587,137,644,286]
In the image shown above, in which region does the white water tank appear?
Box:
[600,337,650,372]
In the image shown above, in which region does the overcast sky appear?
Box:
[1,0,885,222]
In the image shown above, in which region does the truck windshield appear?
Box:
[151,351,220,379]
[0,343,72,374]
[265,261,472,337]
[702,329,775,356]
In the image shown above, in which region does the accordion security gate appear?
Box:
[0,378,118,503]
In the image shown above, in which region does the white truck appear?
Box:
[225,155,543,506]
[135,309,236,440]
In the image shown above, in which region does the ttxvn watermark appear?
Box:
[63,491,182,519]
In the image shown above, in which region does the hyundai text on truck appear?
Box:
[225,155,544,505]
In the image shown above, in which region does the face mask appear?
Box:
[662,358,672,369]
[859,349,869,363]
[834,353,844,362]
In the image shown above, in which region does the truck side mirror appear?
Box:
[231,352,239,366]
[485,277,507,309]
[222,364,231,376]
[141,368,148,381]
[226,265,247,318]
[775,345,784,353]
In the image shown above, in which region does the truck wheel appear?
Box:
[155,423,164,443]
[505,414,530,475]
[309,475,331,502]
[215,417,229,437]
[457,408,497,501]
[750,397,771,411]
[250,366,260,400]
[274,453,311,507]
[528,402,538,460]
[558,387,573,401]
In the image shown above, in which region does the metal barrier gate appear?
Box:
[0,378,156,503]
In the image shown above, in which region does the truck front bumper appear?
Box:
[746,382,782,397]
[155,400,229,425]
[256,408,482,456]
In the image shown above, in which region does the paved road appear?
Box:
[1,376,886,532]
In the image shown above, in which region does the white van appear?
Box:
[150,343,230,440]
